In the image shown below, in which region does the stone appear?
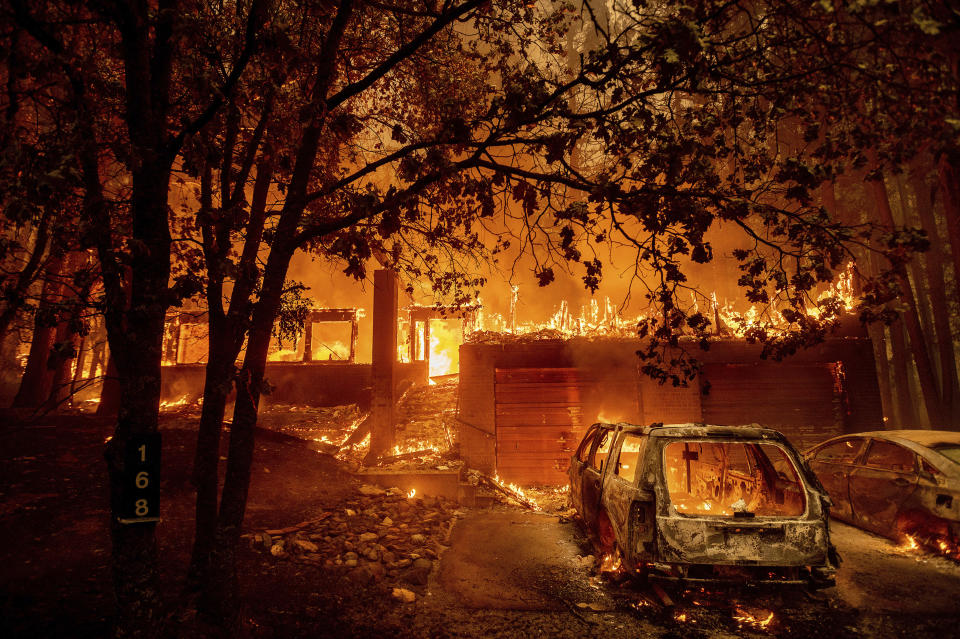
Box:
[359,484,385,496]
[293,539,319,553]
[366,561,387,581]
[404,557,433,585]
[345,509,357,517]
[359,532,379,543]
[395,558,412,568]
[382,517,393,527]
[410,533,426,545]
[348,566,374,585]
[382,551,397,564]
[270,543,285,557]
[579,555,595,569]
[344,559,358,567]
[343,551,359,562]
[392,588,416,603]
[261,533,274,550]
[365,549,380,562]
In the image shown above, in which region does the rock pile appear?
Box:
[246,485,462,602]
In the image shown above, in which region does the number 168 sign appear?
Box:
[119,433,161,524]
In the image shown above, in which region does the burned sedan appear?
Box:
[805,430,960,555]
[569,423,837,586]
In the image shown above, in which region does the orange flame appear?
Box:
[733,607,775,630]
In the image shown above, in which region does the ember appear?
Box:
[159,395,191,410]
[733,607,775,630]
[486,473,541,511]
[598,552,622,574]
[900,534,920,552]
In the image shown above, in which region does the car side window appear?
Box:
[614,434,645,483]
[864,440,916,473]
[576,427,597,463]
[814,439,863,464]
[588,429,612,472]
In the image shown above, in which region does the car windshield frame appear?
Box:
[659,436,810,520]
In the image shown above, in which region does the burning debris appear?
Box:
[895,533,960,563]
[733,607,776,631]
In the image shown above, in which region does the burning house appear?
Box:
[153,269,881,490]
[456,328,881,486]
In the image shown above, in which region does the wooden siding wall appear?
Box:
[701,362,842,452]
[457,336,883,484]
[494,368,587,485]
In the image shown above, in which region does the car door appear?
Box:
[568,425,598,515]
[807,437,866,522]
[601,433,650,556]
[848,439,920,535]
[581,425,614,531]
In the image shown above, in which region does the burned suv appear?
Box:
[569,423,837,586]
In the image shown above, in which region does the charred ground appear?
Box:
[1,405,959,639]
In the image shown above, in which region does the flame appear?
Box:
[159,395,191,410]
[407,488,416,498]
[428,321,461,378]
[899,534,920,551]
[716,262,857,336]
[267,348,300,362]
[598,552,622,574]
[596,412,624,424]
[897,533,960,560]
[674,612,689,623]
[733,607,775,630]
[390,439,442,457]
[491,473,541,511]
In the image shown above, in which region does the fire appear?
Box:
[896,532,960,560]
[717,262,857,336]
[491,473,541,511]
[899,534,920,551]
[390,439,442,457]
[159,395,191,410]
[267,347,301,362]
[596,411,625,423]
[428,321,461,378]
[733,607,775,630]
[598,552,622,574]
[407,488,416,498]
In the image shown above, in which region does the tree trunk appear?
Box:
[887,322,919,427]
[45,319,76,411]
[103,176,172,638]
[936,156,960,304]
[189,159,272,590]
[910,163,959,424]
[202,244,296,623]
[12,257,64,408]
[869,176,945,427]
[187,336,233,588]
[97,354,122,416]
